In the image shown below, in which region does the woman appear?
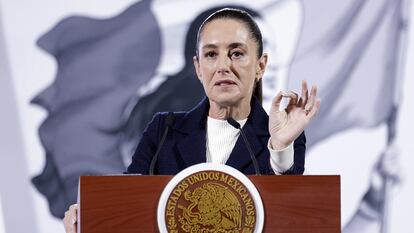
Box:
[64,8,320,232]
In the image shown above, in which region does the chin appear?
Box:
[210,93,245,107]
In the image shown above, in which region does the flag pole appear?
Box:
[380,106,397,233]
[379,0,410,232]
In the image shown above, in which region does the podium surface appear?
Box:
[79,175,340,233]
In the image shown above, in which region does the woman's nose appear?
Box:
[216,54,231,74]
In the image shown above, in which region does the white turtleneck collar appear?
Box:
[205,117,247,164]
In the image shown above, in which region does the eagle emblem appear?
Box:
[178,183,242,231]
[162,169,259,233]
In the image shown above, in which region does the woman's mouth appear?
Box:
[215,80,237,86]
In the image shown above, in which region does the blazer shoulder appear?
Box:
[150,111,187,130]
[153,111,187,122]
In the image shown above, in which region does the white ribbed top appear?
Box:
[205,117,247,164]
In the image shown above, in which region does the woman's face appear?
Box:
[194,18,267,108]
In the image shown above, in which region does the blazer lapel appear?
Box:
[177,130,206,167]
[225,124,264,170]
[173,96,269,170]
[226,97,269,171]
[174,97,209,167]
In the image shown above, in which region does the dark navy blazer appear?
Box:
[126,97,306,175]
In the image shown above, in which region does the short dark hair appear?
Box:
[196,7,264,103]
[196,8,263,59]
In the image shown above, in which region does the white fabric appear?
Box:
[268,140,294,174]
[206,117,247,164]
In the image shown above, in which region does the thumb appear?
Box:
[271,91,283,111]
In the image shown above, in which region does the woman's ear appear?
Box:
[193,56,202,82]
[256,53,268,81]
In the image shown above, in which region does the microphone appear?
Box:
[149,112,175,175]
[227,118,261,175]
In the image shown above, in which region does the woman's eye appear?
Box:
[231,51,244,58]
[205,51,217,58]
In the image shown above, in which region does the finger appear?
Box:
[305,85,318,112]
[69,204,78,225]
[271,91,283,110]
[67,222,76,233]
[63,211,76,233]
[283,91,299,106]
[63,211,69,232]
[299,80,309,108]
[306,98,321,119]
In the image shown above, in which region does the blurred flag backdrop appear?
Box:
[0,0,412,233]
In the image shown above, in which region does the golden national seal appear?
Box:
[165,171,256,233]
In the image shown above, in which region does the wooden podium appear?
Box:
[78,175,340,233]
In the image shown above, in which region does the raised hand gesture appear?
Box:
[269,80,321,150]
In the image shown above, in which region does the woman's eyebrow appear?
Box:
[201,44,218,50]
[228,42,247,50]
[202,42,247,50]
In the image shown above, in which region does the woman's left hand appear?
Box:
[268,80,321,150]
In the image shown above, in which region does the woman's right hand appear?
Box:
[268,80,320,150]
[63,204,78,233]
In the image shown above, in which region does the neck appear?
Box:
[208,98,251,120]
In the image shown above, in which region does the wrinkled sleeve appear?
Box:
[268,141,294,175]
